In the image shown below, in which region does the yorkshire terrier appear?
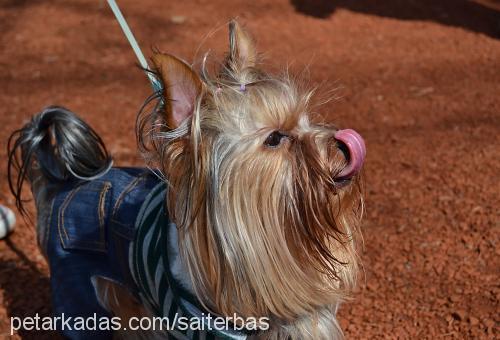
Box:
[8,21,365,339]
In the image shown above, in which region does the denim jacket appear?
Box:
[39,167,160,339]
[40,167,250,340]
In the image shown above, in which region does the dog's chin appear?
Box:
[333,178,352,189]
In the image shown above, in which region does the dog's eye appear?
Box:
[264,131,286,147]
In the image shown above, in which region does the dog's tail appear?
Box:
[7,106,113,215]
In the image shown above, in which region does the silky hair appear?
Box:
[137,21,363,339]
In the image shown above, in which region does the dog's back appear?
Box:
[41,167,161,339]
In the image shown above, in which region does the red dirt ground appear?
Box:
[0,0,499,339]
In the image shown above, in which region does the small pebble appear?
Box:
[171,15,186,24]
[468,316,479,326]
[451,310,466,321]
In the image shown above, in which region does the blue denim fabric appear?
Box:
[40,167,161,339]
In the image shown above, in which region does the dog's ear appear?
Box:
[151,53,202,128]
[227,20,256,71]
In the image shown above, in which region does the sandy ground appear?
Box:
[0,0,499,338]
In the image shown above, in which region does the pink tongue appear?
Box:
[334,129,366,179]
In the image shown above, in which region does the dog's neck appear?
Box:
[166,221,196,293]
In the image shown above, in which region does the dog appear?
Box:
[8,21,365,339]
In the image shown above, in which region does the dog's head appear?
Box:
[139,20,365,327]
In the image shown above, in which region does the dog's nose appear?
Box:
[333,129,366,180]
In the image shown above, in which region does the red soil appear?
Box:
[0,0,499,338]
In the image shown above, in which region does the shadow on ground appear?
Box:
[291,0,500,38]
[0,238,60,339]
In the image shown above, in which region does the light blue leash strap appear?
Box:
[107,0,163,93]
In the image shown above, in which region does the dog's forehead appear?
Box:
[209,81,305,132]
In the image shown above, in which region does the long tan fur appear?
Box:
[135,20,364,339]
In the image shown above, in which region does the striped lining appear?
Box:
[129,183,247,340]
